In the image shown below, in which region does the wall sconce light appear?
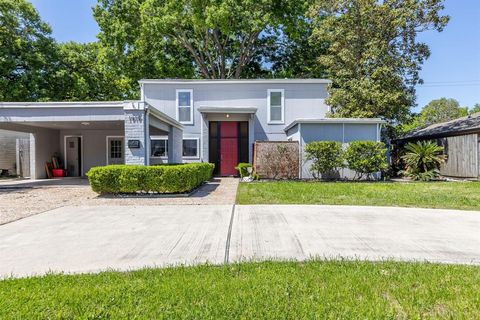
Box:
[226,114,230,118]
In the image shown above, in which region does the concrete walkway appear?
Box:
[1,205,479,278]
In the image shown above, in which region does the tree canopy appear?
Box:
[310,0,449,122]
[0,0,56,101]
[400,98,469,133]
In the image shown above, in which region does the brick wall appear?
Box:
[124,110,147,165]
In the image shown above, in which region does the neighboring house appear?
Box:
[0,79,383,179]
[0,129,30,177]
[397,112,480,179]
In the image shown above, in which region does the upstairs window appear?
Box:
[176,89,193,124]
[267,89,284,124]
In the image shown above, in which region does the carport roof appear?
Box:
[284,118,385,132]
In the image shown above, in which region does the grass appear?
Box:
[236,181,480,210]
[1,260,480,319]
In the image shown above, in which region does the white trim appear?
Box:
[267,89,285,124]
[150,136,169,159]
[0,101,124,109]
[182,137,200,159]
[64,135,84,176]
[105,136,125,165]
[176,89,194,125]
[197,106,257,114]
[140,79,331,85]
[284,118,386,132]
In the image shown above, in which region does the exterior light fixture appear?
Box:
[226,114,230,118]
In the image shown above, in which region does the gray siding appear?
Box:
[143,82,329,162]
[59,129,125,174]
[296,122,381,179]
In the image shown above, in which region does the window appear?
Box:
[267,89,284,124]
[110,140,122,159]
[183,138,199,158]
[151,137,168,158]
[176,89,193,124]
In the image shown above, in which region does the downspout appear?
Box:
[145,106,150,166]
[299,123,302,179]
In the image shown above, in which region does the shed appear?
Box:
[284,118,385,179]
[397,113,480,179]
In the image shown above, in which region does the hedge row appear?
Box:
[86,163,214,194]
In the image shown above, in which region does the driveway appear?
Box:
[1,205,479,278]
[0,177,238,225]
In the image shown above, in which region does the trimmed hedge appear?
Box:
[86,163,214,194]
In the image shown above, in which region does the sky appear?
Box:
[30,0,480,111]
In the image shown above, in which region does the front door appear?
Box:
[66,136,81,177]
[209,121,249,176]
[220,122,238,176]
[107,137,124,165]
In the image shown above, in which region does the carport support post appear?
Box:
[124,102,149,165]
[168,126,183,164]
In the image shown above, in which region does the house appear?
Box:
[0,79,384,179]
[397,112,480,179]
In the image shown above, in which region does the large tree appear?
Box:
[47,42,126,101]
[0,0,57,101]
[310,0,449,122]
[400,98,468,133]
[94,0,312,80]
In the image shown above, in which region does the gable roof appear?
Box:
[399,112,480,141]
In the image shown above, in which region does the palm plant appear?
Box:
[400,141,447,181]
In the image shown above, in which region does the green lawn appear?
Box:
[236,181,480,210]
[1,261,479,319]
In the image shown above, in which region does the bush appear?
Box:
[344,141,387,180]
[235,163,258,180]
[304,141,344,179]
[400,141,446,181]
[86,163,214,194]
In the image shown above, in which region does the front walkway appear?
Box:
[0,178,239,225]
[1,205,479,278]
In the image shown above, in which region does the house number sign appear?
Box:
[128,114,143,124]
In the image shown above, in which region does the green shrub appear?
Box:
[304,141,344,179]
[400,141,446,181]
[86,163,214,194]
[235,163,259,180]
[344,141,387,180]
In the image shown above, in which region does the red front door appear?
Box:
[220,122,238,176]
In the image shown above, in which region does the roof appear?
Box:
[399,112,480,141]
[139,79,331,85]
[284,118,385,132]
[0,101,124,109]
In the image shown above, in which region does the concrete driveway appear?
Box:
[1,205,479,278]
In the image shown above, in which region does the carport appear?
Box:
[0,101,183,179]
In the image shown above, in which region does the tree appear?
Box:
[47,42,126,101]
[94,0,312,80]
[400,98,468,133]
[93,0,195,98]
[310,0,449,122]
[420,98,468,124]
[0,0,57,101]
[470,103,480,114]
